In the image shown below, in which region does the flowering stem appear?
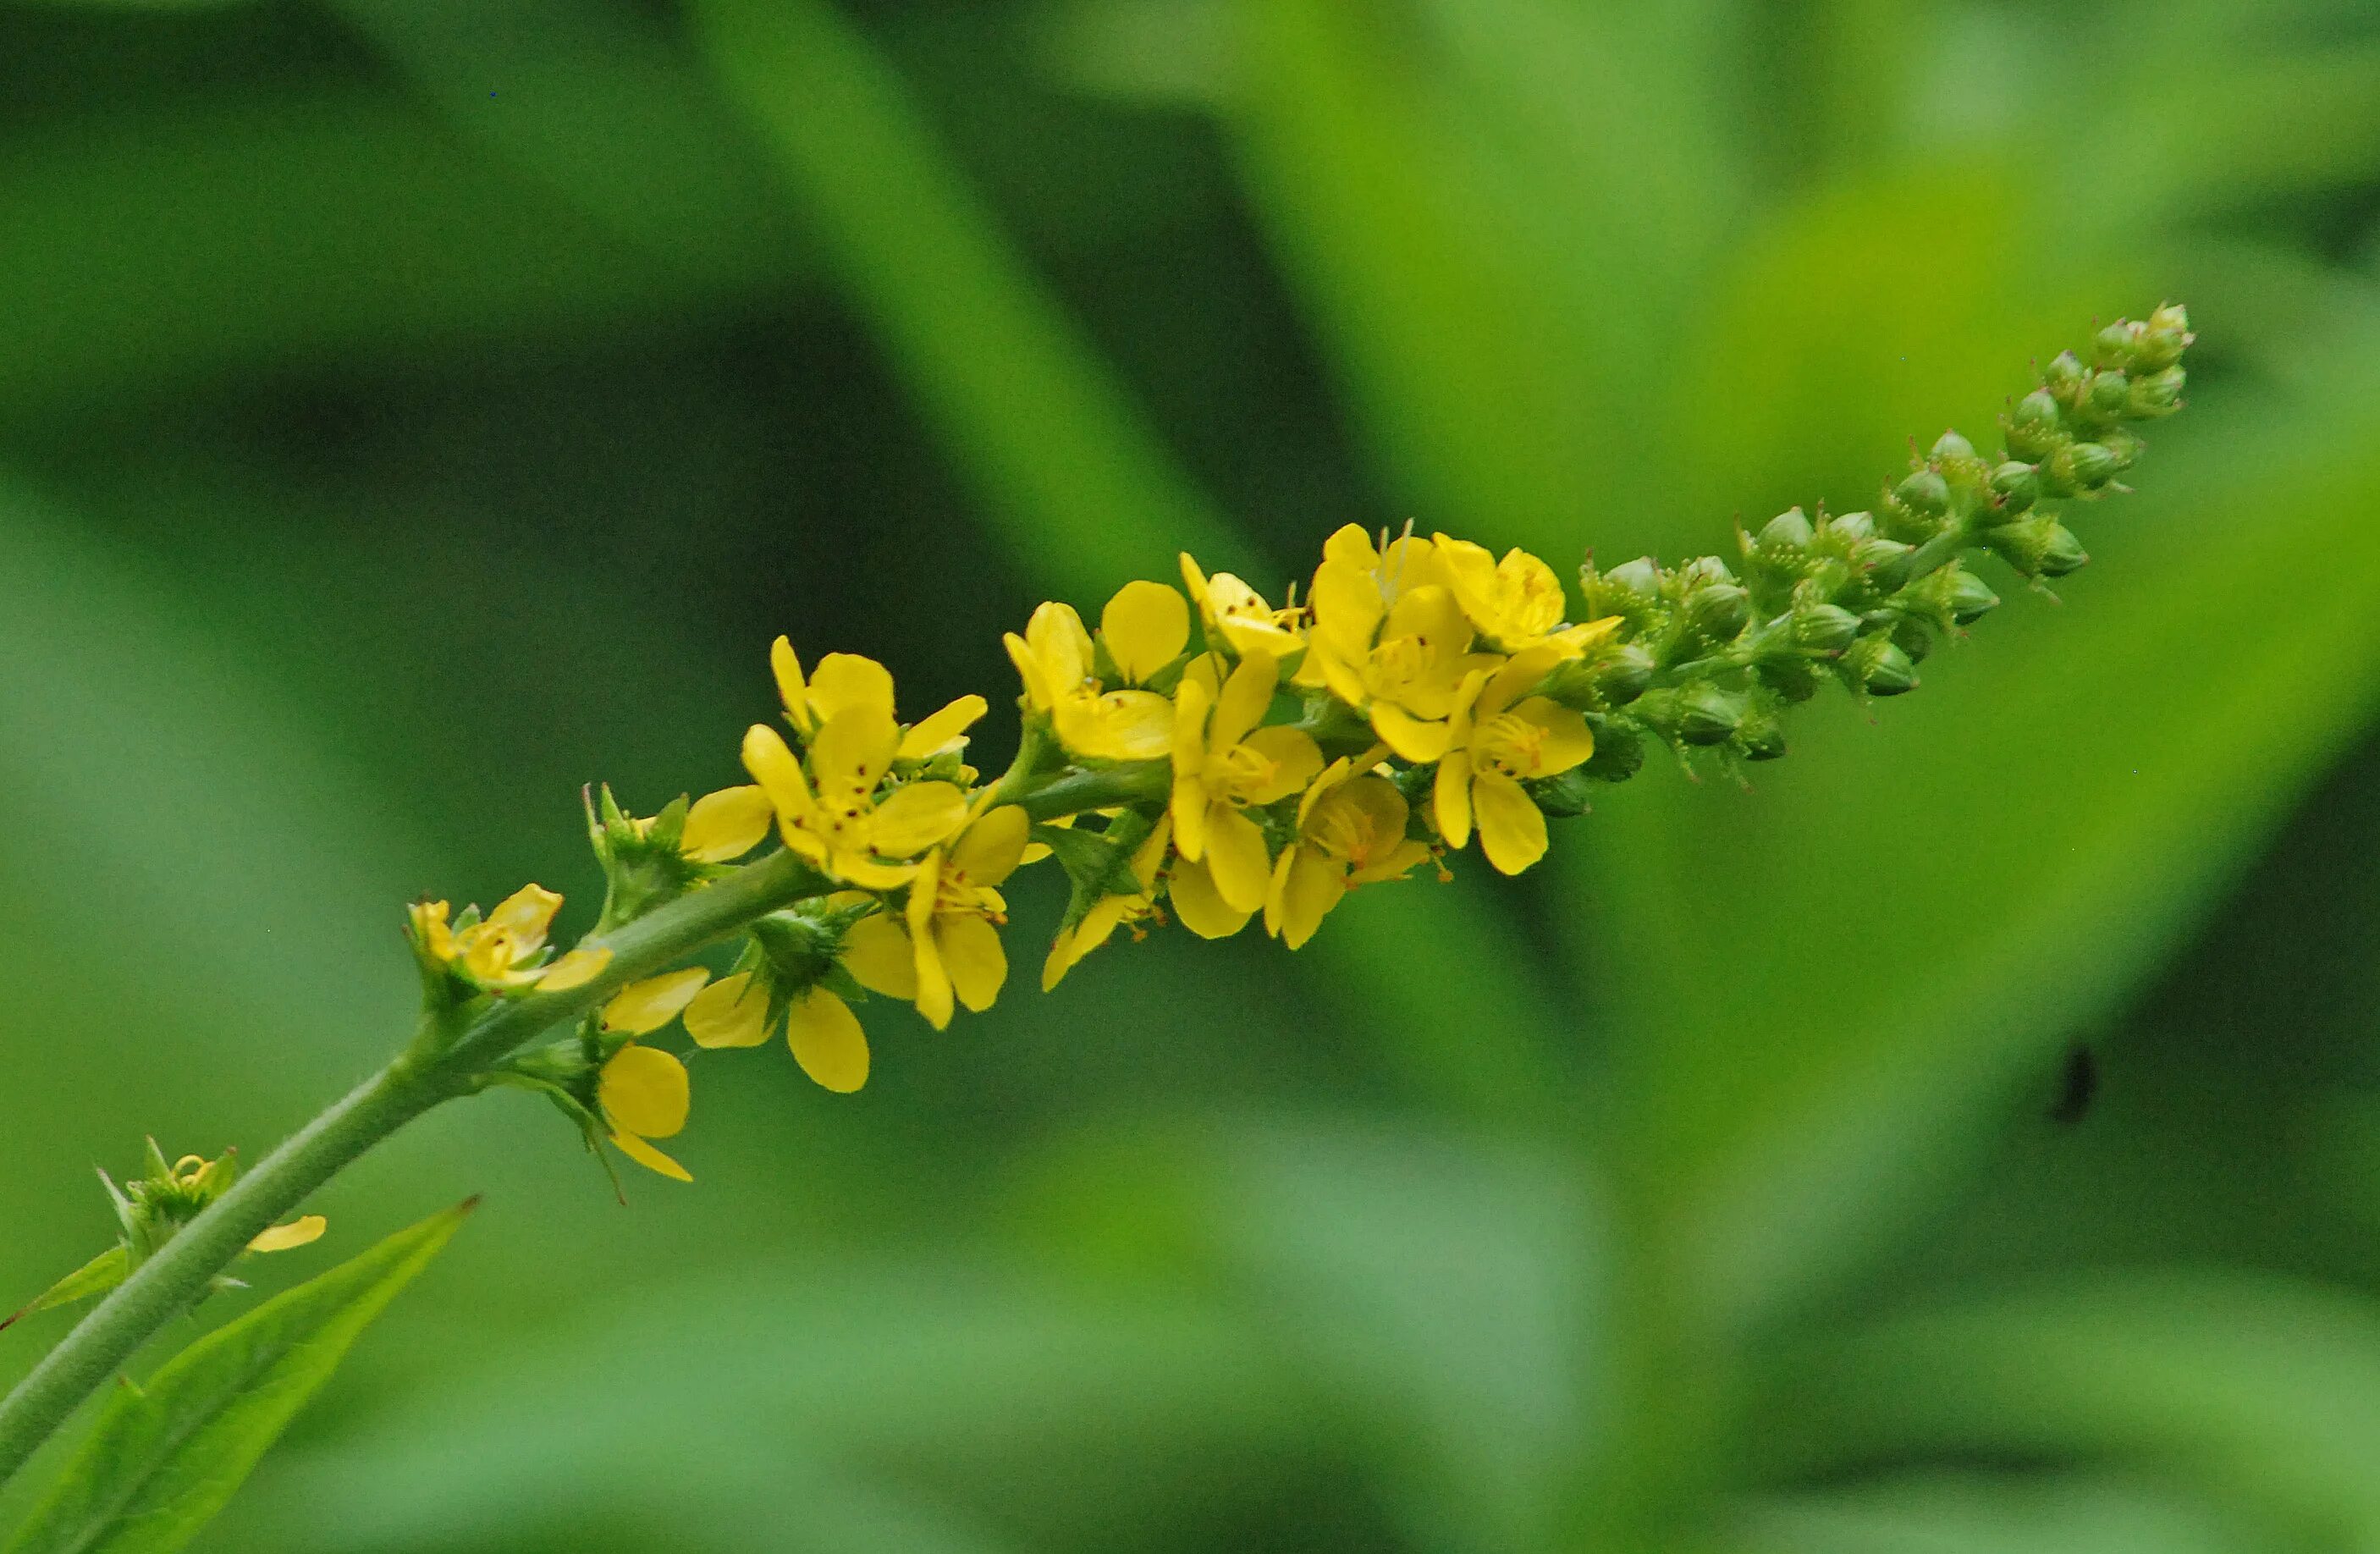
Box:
[0,846,834,1489]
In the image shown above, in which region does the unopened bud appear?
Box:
[2137,304,2192,370]
[2044,441,2118,495]
[1605,556,1662,598]
[1986,515,2089,578]
[1826,510,1878,543]
[1852,536,1915,592]
[1675,683,1744,744]
[1929,429,1976,463]
[1841,633,1918,695]
[1528,767,1598,817]
[1759,507,1816,551]
[1945,565,2000,623]
[2005,390,2067,460]
[1578,715,1645,781]
[1734,705,1788,761]
[1687,581,1752,640]
[2043,350,2088,402]
[2094,320,2143,369]
[1990,460,2040,513]
[1893,469,1951,517]
[1792,603,1862,653]
[2086,370,2131,418]
[2129,365,2185,416]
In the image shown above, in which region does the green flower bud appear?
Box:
[1527,766,1598,818]
[2043,350,2088,402]
[1687,580,1752,640]
[1733,704,1788,761]
[1578,714,1645,781]
[1840,633,1918,695]
[2136,303,2192,370]
[1893,468,1950,517]
[2128,365,2185,416]
[1676,682,1744,744]
[1792,602,1862,653]
[1852,536,1915,592]
[1759,507,1816,551]
[2043,440,2119,495]
[1826,510,1878,543]
[1753,652,1821,703]
[1889,614,1935,664]
[2094,320,2143,369]
[1929,429,1976,462]
[2004,390,2067,460]
[1990,460,2040,512]
[1606,556,1662,596]
[1945,565,2000,623]
[2086,369,2131,418]
[1985,515,2089,577]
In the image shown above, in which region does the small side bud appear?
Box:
[1686,581,1752,641]
[1675,683,1744,745]
[1986,515,2089,578]
[2043,350,2088,402]
[1851,536,1915,592]
[2086,370,2131,418]
[1893,469,1951,517]
[1578,714,1645,781]
[1733,705,1788,761]
[2042,441,2119,496]
[2136,304,2192,370]
[1840,633,1919,696]
[1792,603,1862,654]
[1929,429,1976,462]
[1760,507,1816,550]
[2004,390,2068,460]
[2093,320,2143,369]
[2129,365,2185,417]
[1989,460,2040,513]
[1527,767,1598,817]
[1605,556,1663,598]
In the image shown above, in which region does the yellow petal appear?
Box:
[610,1129,692,1182]
[681,785,774,863]
[684,970,773,1049]
[601,967,711,1035]
[1005,631,1054,710]
[247,1215,326,1254]
[786,987,869,1093]
[842,912,921,998]
[811,706,900,796]
[829,851,919,890]
[741,723,816,819]
[1057,688,1176,761]
[1515,697,1596,774]
[1171,671,1210,770]
[807,653,896,725]
[1170,854,1252,940]
[1339,773,1410,850]
[536,945,612,993]
[1371,701,1452,763]
[598,1043,691,1138]
[867,781,970,857]
[951,804,1032,885]
[1320,522,1378,571]
[1237,726,1324,805]
[1211,649,1278,752]
[898,694,989,761]
[1275,846,1345,951]
[1308,559,1386,652]
[771,636,810,727]
[913,923,955,1031]
[1203,806,1272,913]
[410,900,456,962]
[1435,751,1474,849]
[1353,838,1435,885]
[1101,580,1190,682]
[939,913,1008,1013]
[485,883,563,942]
[1024,600,1095,688]
[1473,769,1549,875]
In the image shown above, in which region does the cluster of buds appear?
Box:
[399,310,2191,1186]
[3,1142,324,1332]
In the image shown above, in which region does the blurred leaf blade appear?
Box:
[3,1202,471,1554]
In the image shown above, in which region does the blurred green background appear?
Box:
[6,2,2380,1550]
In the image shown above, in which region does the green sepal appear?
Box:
[0,1247,129,1335]
[1046,811,1156,934]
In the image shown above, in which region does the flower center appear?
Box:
[1478,713,1549,779]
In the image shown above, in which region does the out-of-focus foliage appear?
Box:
[3,2,2379,1551]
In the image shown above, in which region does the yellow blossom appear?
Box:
[1434,657,1597,875]
[844,804,1030,1029]
[1166,851,1252,940]
[598,1043,692,1182]
[602,967,712,1034]
[1265,756,1433,949]
[1042,815,1172,989]
[772,638,988,762]
[1169,649,1323,913]
[1179,553,1306,660]
[1432,533,1623,659]
[409,884,609,993]
[1003,595,1176,761]
[1306,537,1497,763]
[683,970,871,1094]
[677,785,775,863]
[741,703,970,889]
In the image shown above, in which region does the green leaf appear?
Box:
[0,1249,128,1335]
[2,1203,473,1554]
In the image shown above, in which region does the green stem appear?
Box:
[0,846,831,1489]
[1013,762,1168,821]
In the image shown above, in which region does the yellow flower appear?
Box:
[741,704,971,890]
[1265,757,1434,949]
[409,884,611,993]
[598,1043,692,1182]
[1166,851,1253,940]
[1043,815,1172,989]
[1433,657,1596,875]
[843,803,1030,1029]
[1431,533,1623,659]
[1003,592,1179,761]
[772,638,988,761]
[602,967,712,1034]
[1179,553,1306,660]
[676,785,775,862]
[1169,649,1323,913]
[683,971,872,1094]
[1306,536,1496,763]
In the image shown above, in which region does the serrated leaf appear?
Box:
[2,1202,473,1554]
